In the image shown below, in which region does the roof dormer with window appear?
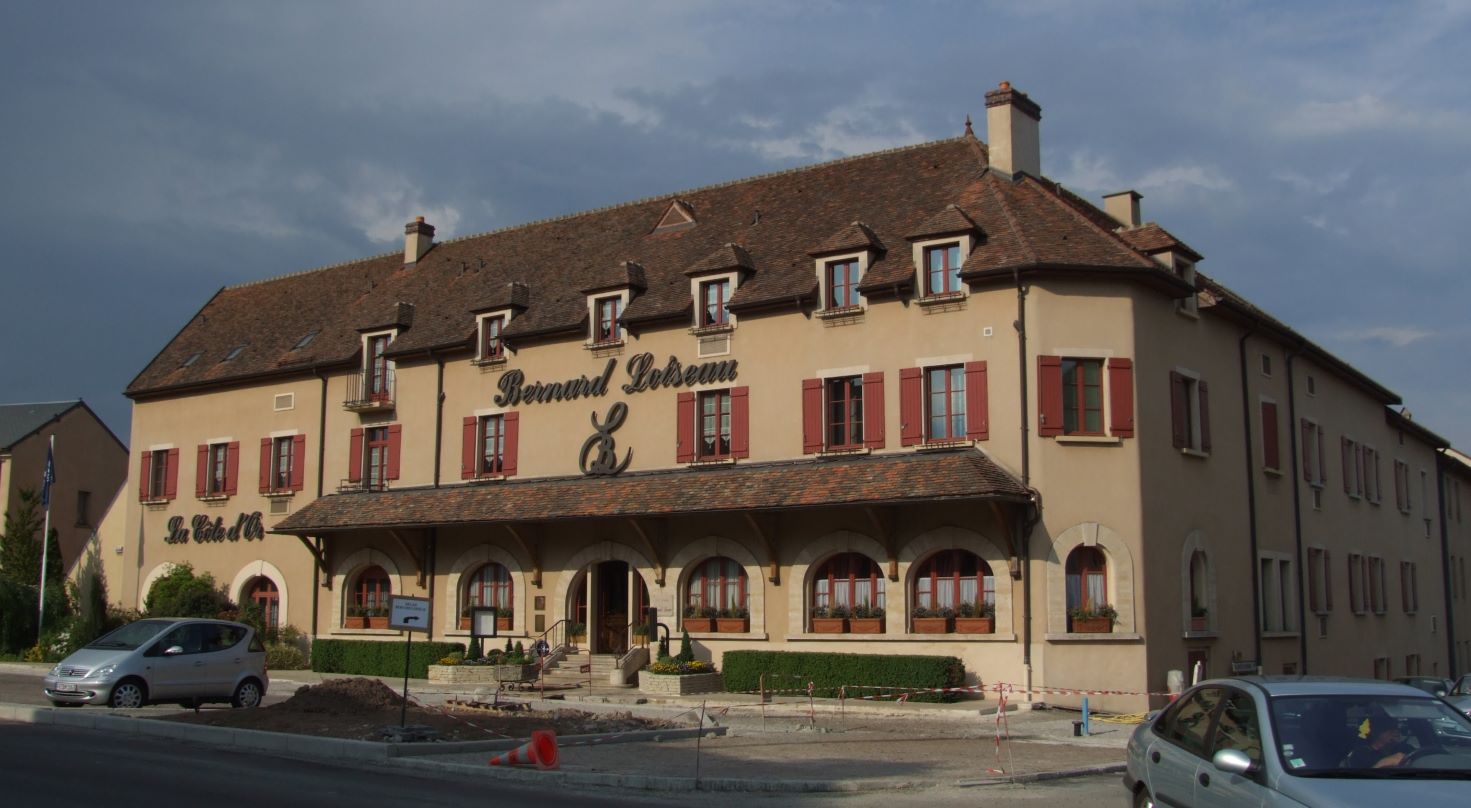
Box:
[907,204,981,307]
[346,302,412,413]
[470,282,529,368]
[810,222,882,322]
[685,243,754,339]
[582,261,646,353]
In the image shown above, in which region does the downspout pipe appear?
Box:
[1014,268,1037,701]
[310,366,329,641]
[1284,346,1308,672]
[1437,450,1458,676]
[432,349,446,488]
[1238,332,1265,672]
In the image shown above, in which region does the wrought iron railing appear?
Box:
[343,368,394,409]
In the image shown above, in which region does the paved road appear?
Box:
[0,721,675,807]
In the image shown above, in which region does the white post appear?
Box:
[37,435,54,638]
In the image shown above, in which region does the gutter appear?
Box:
[1014,268,1039,701]
[1284,347,1307,672]
[310,365,329,643]
[1437,450,1458,676]
[1238,331,1265,671]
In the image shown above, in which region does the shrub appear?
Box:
[723,650,966,703]
[310,639,465,678]
[266,643,307,670]
[144,563,234,618]
[675,629,694,663]
[648,659,714,675]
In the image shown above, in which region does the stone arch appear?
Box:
[789,530,890,633]
[552,541,663,627]
[138,561,179,610]
[669,535,764,633]
[1046,522,1137,634]
[229,560,289,628]
[331,548,405,629]
[900,525,1013,633]
[1180,530,1216,633]
[444,543,528,636]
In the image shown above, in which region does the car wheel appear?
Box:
[1133,787,1155,808]
[231,678,263,708]
[108,679,147,709]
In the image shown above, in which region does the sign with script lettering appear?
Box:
[495,352,738,407]
[164,512,265,545]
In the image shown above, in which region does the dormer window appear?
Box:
[700,279,731,327]
[346,330,397,411]
[1176,260,1199,317]
[924,243,962,296]
[292,331,318,351]
[826,258,862,310]
[479,314,506,361]
[222,345,246,362]
[594,295,623,344]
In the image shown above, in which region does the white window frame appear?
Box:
[1362,444,1382,504]
[1302,417,1326,490]
[475,309,513,364]
[911,235,974,301]
[815,250,871,315]
[689,271,739,331]
[586,289,631,346]
[1258,550,1296,634]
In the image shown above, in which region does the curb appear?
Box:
[956,762,1127,787]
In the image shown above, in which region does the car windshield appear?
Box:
[83,619,176,650]
[1270,694,1471,778]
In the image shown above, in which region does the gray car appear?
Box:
[1446,675,1471,719]
[42,618,268,709]
[1125,676,1471,807]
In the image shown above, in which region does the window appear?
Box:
[1301,419,1327,488]
[926,365,967,441]
[75,490,91,527]
[195,441,238,499]
[481,415,506,475]
[139,449,178,501]
[1259,554,1294,632]
[594,296,622,344]
[223,345,246,362]
[1065,546,1108,628]
[292,331,318,351]
[826,258,861,310]
[687,557,748,614]
[1170,370,1211,453]
[352,566,391,615]
[1369,556,1386,615]
[1307,547,1333,614]
[1188,550,1209,627]
[247,577,280,632]
[1362,446,1381,504]
[348,425,400,491]
[460,413,519,479]
[1260,353,1272,377]
[1261,400,1281,472]
[913,550,994,611]
[1342,436,1365,499]
[480,315,506,360]
[811,553,885,615]
[1306,375,1316,396]
[675,388,748,463]
[1394,460,1412,513]
[901,362,988,446]
[261,435,304,494]
[365,428,389,490]
[923,243,962,296]
[699,279,730,327]
[465,563,513,621]
[826,376,865,450]
[1400,561,1419,613]
[803,373,883,453]
[1037,355,1133,439]
[367,334,392,401]
[180,352,201,368]
[1348,553,1368,614]
[1211,690,1263,768]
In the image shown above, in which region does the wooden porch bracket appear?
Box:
[863,506,900,581]
[503,524,543,587]
[987,500,1018,559]
[296,535,330,589]
[743,513,780,585]
[388,529,426,588]
[626,518,668,587]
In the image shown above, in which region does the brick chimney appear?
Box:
[984,81,1042,178]
[1103,190,1143,229]
[404,216,435,265]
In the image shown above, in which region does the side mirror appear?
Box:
[1212,748,1256,775]
[163,645,185,656]
[1435,689,1447,698]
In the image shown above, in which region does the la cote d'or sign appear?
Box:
[164,512,266,545]
[494,352,738,407]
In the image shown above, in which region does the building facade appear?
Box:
[97,84,1464,710]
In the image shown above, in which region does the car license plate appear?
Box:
[56,683,76,692]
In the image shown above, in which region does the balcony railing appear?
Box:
[344,368,394,411]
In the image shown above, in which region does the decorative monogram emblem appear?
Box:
[579,402,633,476]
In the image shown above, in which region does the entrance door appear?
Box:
[596,561,629,654]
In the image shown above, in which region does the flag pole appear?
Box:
[38,435,55,639]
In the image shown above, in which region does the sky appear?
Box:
[0,1,1467,450]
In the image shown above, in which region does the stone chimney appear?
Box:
[1102,190,1142,229]
[984,81,1042,177]
[404,216,435,265]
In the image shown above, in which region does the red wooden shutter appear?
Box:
[899,367,923,446]
[1037,356,1063,437]
[1261,402,1280,470]
[964,361,988,441]
[1198,381,1211,453]
[1325,549,1333,610]
[224,441,240,495]
[347,428,364,483]
[730,386,750,459]
[502,412,519,476]
[164,448,179,499]
[676,392,696,463]
[802,378,824,454]
[195,444,209,498]
[1301,419,1312,481]
[386,424,402,480]
[461,416,478,479]
[290,434,306,491]
[1169,372,1187,448]
[259,438,272,493]
[1316,426,1325,487]
[863,371,885,448]
[138,451,151,501]
[1107,358,1134,438]
[1341,436,1351,494]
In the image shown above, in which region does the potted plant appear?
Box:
[458,604,473,631]
[811,604,849,633]
[632,623,650,647]
[567,621,586,646]
[716,605,749,633]
[912,605,953,634]
[365,605,389,629]
[1190,606,1208,632]
[495,605,513,632]
[344,605,366,629]
[849,602,884,634]
[683,604,717,633]
[1070,603,1117,634]
[955,600,995,634]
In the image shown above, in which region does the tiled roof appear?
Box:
[906,204,981,241]
[808,221,884,257]
[0,401,80,450]
[127,136,1182,397]
[684,243,755,277]
[271,449,1029,534]
[1118,223,1204,262]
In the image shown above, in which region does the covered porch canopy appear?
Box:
[271,448,1032,589]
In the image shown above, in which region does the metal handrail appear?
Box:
[344,368,395,408]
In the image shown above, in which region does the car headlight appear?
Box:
[48,665,61,677]
[93,665,115,678]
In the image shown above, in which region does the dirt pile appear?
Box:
[276,677,404,713]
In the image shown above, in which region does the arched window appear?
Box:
[246,577,280,631]
[812,552,885,613]
[354,565,391,613]
[687,557,747,614]
[913,550,993,610]
[1189,550,1208,614]
[1065,546,1107,614]
[465,562,513,612]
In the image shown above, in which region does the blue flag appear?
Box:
[41,446,55,507]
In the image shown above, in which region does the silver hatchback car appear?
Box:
[42,618,269,709]
[1125,676,1471,807]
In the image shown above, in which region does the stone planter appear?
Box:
[426,665,500,684]
[912,617,952,634]
[493,663,539,682]
[849,617,884,634]
[716,618,749,633]
[683,617,715,633]
[638,670,725,696]
[811,618,847,633]
[955,617,995,634]
[1071,618,1113,634]
[343,616,366,629]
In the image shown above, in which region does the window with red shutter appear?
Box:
[1107,358,1134,438]
[502,412,519,476]
[259,438,273,493]
[730,386,749,459]
[290,434,306,491]
[1261,401,1280,471]
[899,367,923,446]
[348,428,365,484]
[461,416,478,479]
[1037,356,1062,437]
[862,371,885,449]
[801,378,824,454]
[139,451,153,501]
[964,361,988,441]
[224,441,240,496]
[386,424,402,480]
[675,392,696,463]
[1168,370,1208,453]
[163,448,179,500]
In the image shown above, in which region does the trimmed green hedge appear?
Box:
[722,650,966,703]
[310,639,465,678]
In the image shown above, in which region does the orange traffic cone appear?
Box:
[488,730,559,770]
